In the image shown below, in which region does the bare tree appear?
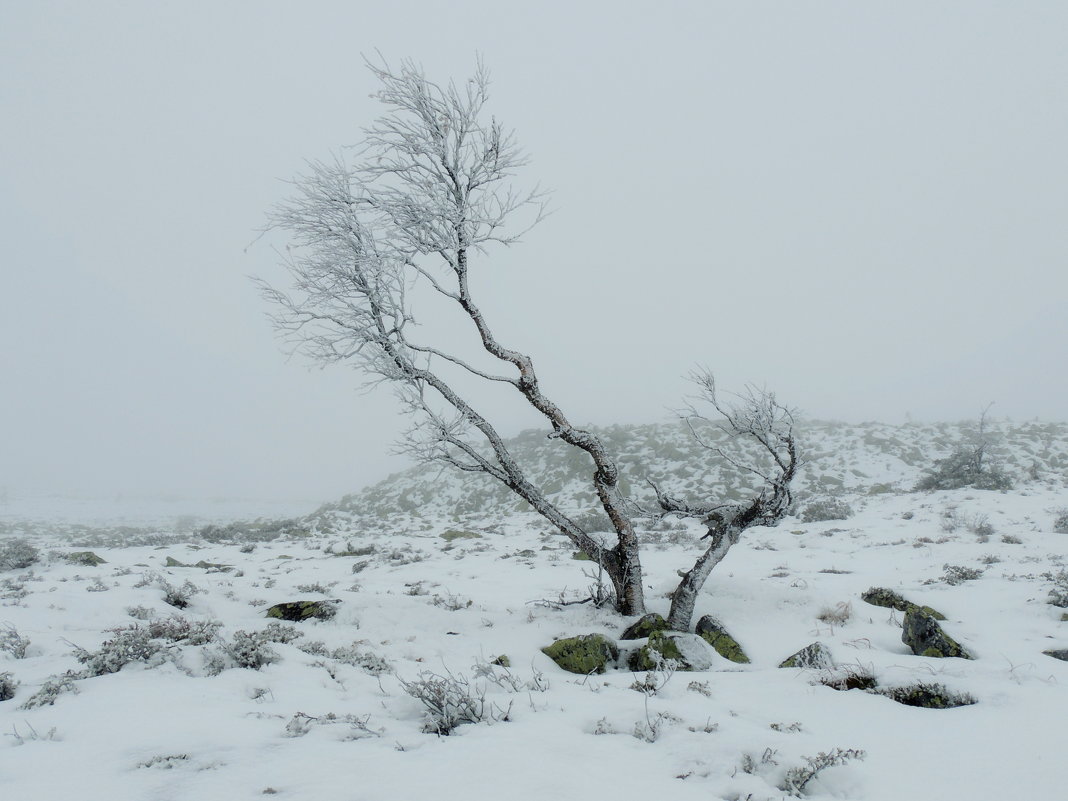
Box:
[646,374,799,630]
[259,58,799,629]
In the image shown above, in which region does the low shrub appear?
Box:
[799,498,853,523]
[0,539,39,571]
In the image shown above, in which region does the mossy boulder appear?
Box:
[628,632,716,672]
[65,551,106,566]
[265,600,340,622]
[541,634,618,674]
[570,551,594,561]
[695,615,750,664]
[779,642,834,670]
[901,607,971,659]
[1042,648,1068,662]
[861,587,945,620]
[620,613,669,641]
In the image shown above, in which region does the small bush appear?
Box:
[73,626,164,677]
[162,579,201,609]
[146,616,222,646]
[816,602,853,626]
[1046,570,1068,608]
[1053,510,1068,535]
[222,630,279,671]
[0,539,39,571]
[941,564,983,585]
[799,498,853,523]
[326,643,392,676]
[915,447,1012,491]
[781,748,866,796]
[399,669,508,735]
[0,671,17,701]
[1,623,30,658]
[19,672,80,709]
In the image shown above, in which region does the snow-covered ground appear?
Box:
[2,480,1067,800]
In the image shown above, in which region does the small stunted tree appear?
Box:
[260,58,799,630]
[915,404,1012,491]
[646,374,799,629]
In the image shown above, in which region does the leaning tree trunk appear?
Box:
[665,527,737,630]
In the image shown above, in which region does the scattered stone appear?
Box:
[570,551,593,561]
[65,551,106,566]
[901,607,972,659]
[265,600,340,622]
[541,634,618,674]
[779,642,834,670]
[861,587,945,620]
[695,615,750,664]
[490,654,511,668]
[872,682,976,709]
[1042,649,1068,662]
[620,613,669,640]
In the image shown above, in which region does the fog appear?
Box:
[2,1,1065,503]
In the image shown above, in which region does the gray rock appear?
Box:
[779,642,834,670]
[901,607,972,659]
[1042,648,1068,662]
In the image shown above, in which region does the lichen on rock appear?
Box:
[541,634,618,674]
[265,600,340,622]
[901,607,971,659]
[620,613,668,641]
[695,615,750,664]
[861,587,945,620]
[628,631,716,672]
[778,642,834,670]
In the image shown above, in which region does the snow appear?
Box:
[2,479,1068,800]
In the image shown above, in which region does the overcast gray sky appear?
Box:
[2,1,1065,502]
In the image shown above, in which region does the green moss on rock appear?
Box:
[861,587,946,620]
[901,607,971,659]
[629,631,683,671]
[695,615,750,664]
[620,613,669,641]
[541,634,618,674]
[265,600,340,622]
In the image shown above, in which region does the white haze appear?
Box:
[1,1,1065,502]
